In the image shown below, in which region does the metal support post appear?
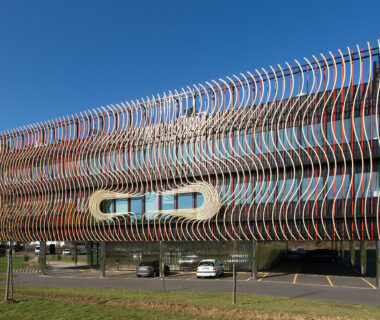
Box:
[376,240,380,287]
[162,260,166,292]
[159,240,164,278]
[251,240,258,279]
[100,242,106,277]
[340,240,345,260]
[39,241,47,275]
[232,264,236,304]
[74,242,78,265]
[350,240,355,267]
[360,240,367,276]
[4,241,13,301]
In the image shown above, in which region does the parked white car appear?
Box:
[196,259,224,278]
[62,249,71,255]
[34,246,40,255]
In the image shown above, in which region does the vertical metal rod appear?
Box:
[74,242,78,265]
[232,264,236,304]
[251,240,258,279]
[4,242,11,301]
[360,240,367,276]
[159,240,163,278]
[376,240,380,287]
[10,242,13,300]
[350,240,355,267]
[162,260,166,292]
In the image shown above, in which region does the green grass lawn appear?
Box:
[1,285,379,319]
[46,256,86,263]
[0,257,27,273]
[0,295,208,320]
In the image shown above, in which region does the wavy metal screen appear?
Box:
[0,41,379,242]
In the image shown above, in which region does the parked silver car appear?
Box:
[136,261,170,277]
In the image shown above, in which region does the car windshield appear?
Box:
[199,261,214,266]
[138,262,153,267]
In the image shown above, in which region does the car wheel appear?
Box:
[197,276,200,279]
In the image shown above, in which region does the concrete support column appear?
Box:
[251,240,258,280]
[73,242,78,265]
[340,240,345,260]
[159,240,164,278]
[360,240,367,276]
[350,240,355,267]
[100,242,106,277]
[376,240,380,287]
[39,241,47,275]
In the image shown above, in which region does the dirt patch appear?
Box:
[0,299,21,304]
[1,290,365,320]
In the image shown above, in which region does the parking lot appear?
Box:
[9,254,380,306]
[44,260,377,291]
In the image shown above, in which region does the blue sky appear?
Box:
[0,0,379,131]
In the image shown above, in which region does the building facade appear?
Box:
[0,42,379,242]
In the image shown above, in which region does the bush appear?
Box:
[57,254,62,261]
[23,254,29,262]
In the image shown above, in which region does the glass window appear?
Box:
[373,172,380,197]
[213,138,220,159]
[194,140,200,161]
[327,120,342,144]
[161,194,175,210]
[130,198,142,219]
[301,123,323,148]
[255,179,275,203]
[196,193,204,207]
[178,193,193,209]
[278,127,298,151]
[278,179,298,202]
[327,174,350,200]
[115,199,128,213]
[235,135,241,156]
[301,177,324,201]
[246,182,253,204]
[145,191,159,219]
[102,200,113,213]
[245,133,253,156]
[354,172,380,197]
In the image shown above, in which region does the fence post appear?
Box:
[377,240,380,287]
[74,242,78,265]
[232,264,236,304]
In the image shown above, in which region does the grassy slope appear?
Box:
[3,285,379,319]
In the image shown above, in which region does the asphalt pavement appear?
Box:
[4,256,380,306]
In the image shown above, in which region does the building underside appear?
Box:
[1,42,380,242]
